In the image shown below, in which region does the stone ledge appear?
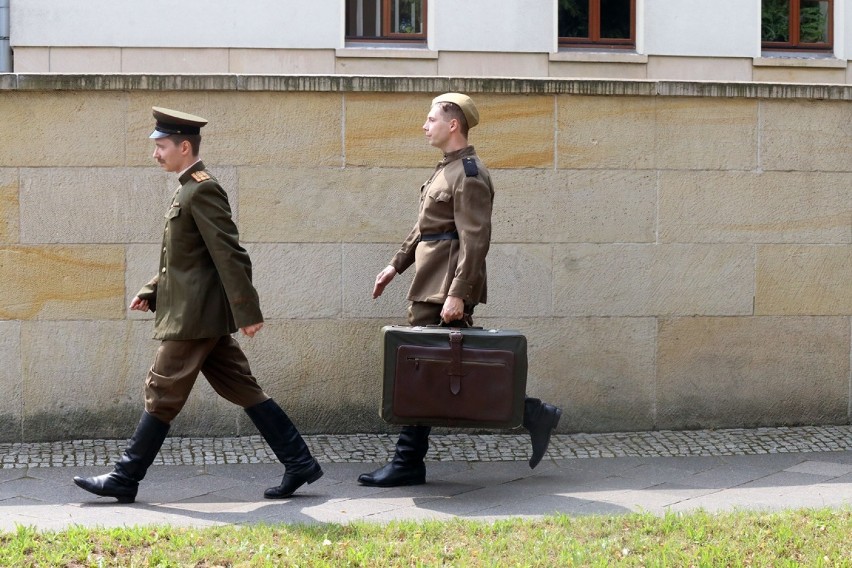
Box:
[3,74,852,99]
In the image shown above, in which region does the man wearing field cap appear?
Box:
[360,93,563,487]
[74,107,322,503]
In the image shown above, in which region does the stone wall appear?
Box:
[0,75,850,442]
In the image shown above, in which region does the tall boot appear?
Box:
[523,397,562,469]
[245,398,323,499]
[73,411,169,504]
[358,425,430,487]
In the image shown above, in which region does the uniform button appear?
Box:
[163,247,167,252]
[161,267,166,273]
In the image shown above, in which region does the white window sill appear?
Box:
[754,53,845,68]
[550,50,647,64]
[337,45,436,59]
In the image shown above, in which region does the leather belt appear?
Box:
[420,231,459,242]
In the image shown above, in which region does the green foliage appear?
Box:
[762,0,829,44]
[559,0,631,40]
[799,3,829,43]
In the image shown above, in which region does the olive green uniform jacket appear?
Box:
[390,146,494,305]
[137,161,263,340]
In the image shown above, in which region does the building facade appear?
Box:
[6,0,852,83]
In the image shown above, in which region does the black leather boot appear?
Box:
[73,412,169,503]
[523,397,562,469]
[245,399,323,499]
[358,425,430,487]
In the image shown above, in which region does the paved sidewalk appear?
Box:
[1,426,851,531]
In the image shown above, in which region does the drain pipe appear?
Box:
[0,0,10,72]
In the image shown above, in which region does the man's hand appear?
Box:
[441,295,464,324]
[372,265,397,299]
[241,322,264,338]
[129,296,149,312]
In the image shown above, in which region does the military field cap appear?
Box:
[431,92,479,128]
[149,107,208,139]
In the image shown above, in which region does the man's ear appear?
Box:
[448,118,459,133]
[180,139,192,155]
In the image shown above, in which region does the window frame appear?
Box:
[558,0,636,49]
[762,0,833,51]
[346,0,427,42]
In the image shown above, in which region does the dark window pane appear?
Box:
[558,0,589,38]
[600,0,631,39]
[800,0,829,43]
[391,0,423,34]
[346,0,382,38]
[762,0,790,42]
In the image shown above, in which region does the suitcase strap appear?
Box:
[448,331,464,395]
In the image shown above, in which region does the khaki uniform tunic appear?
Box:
[137,161,263,340]
[390,146,494,306]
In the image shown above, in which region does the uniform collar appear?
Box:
[178,160,205,184]
[440,145,475,166]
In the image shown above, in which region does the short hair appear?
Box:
[169,134,202,156]
[435,102,469,138]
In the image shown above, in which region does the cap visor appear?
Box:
[149,129,171,139]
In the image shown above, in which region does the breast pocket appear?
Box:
[429,191,452,203]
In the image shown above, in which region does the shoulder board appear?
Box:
[191,171,211,182]
[462,157,479,177]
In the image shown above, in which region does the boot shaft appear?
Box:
[245,398,315,471]
[114,411,170,483]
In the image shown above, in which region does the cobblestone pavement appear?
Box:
[2,426,851,529]
[3,425,851,468]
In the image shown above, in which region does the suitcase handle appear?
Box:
[448,331,464,395]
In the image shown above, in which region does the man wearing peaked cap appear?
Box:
[74,107,322,504]
[360,94,563,488]
[149,106,207,138]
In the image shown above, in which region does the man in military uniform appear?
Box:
[359,93,563,488]
[74,107,323,503]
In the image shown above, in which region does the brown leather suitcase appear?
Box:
[381,325,527,428]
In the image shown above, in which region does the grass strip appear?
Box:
[1,508,850,567]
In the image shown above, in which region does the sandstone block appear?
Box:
[21,321,157,441]
[0,92,126,167]
[0,246,125,320]
[126,92,342,167]
[125,244,160,321]
[476,245,553,318]
[558,95,656,169]
[471,95,553,168]
[0,321,22,441]
[656,317,850,428]
[19,167,184,244]
[756,245,852,315]
[553,244,754,316]
[346,93,553,168]
[492,169,656,243]
[247,243,342,319]
[660,171,852,244]
[345,92,445,168]
[655,97,758,170]
[238,166,425,243]
[239,319,390,433]
[0,169,19,244]
[483,316,657,432]
[342,243,414,320]
[761,100,852,172]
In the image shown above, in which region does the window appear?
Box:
[558,0,634,48]
[346,0,426,41]
[762,0,832,50]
